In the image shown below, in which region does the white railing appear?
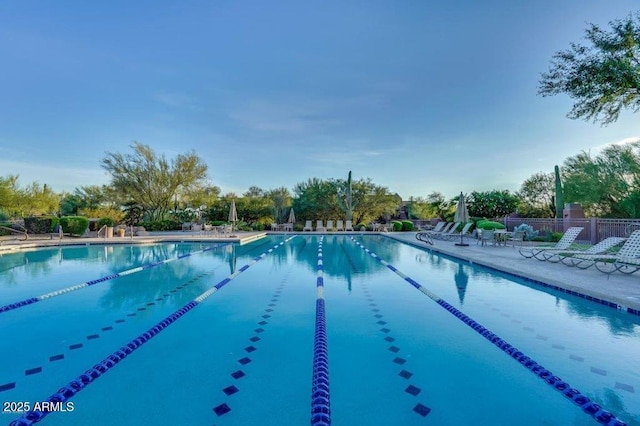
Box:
[96,225,108,239]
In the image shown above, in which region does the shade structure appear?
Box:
[228,199,238,223]
[288,207,296,224]
[454,192,469,246]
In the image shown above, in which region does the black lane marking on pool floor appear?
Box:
[352,238,627,425]
[2,239,290,395]
[478,299,636,394]
[5,267,220,392]
[361,281,431,418]
[9,237,296,425]
[8,238,279,390]
[212,276,290,417]
[341,242,430,418]
[212,240,306,418]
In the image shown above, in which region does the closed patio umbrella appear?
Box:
[454,192,469,246]
[288,207,296,224]
[228,199,238,235]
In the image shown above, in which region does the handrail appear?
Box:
[0,225,28,243]
[97,225,108,239]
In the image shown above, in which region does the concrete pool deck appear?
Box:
[2,230,639,314]
[387,232,640,314]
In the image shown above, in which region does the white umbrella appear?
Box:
[454,192,469,246]
[228,199,238,235]
[228,199,238,223]
[288,207,296,224]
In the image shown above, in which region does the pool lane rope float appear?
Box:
[349,237,626,426]
[311,236,331,426]
[9,236,296,426]
[0,243,232,315]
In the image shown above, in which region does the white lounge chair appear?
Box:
[316,220,326,232]
[325,220,334,231]
[335,220,344,231]
[519,227,584,260]
[303,220,313,232]
[433,222,461,240]
[345,220,354,231]
[542,236,626,265]
[569,231,640,273]
[443,223,473,241]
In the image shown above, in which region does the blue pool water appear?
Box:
[0,235,638,425]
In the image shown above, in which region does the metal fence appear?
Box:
[503,217,640,244]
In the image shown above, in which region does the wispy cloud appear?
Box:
[593,136,640,152]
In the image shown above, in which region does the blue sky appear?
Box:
[1,1,639,200]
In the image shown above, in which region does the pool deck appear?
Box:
[387,232,640,314]
[2,230,640,314]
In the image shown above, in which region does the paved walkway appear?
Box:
[387,232,640,314]
[2,230,639,313]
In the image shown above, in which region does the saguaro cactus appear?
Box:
[554,165,564,218]
[337,171,357,221]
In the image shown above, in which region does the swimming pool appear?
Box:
[1,235,638,425]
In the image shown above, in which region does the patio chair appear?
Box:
[518,227,584,260]
[345,220,354,231]
[270,223,278,231]
[426,221,446,234]
[442,222,473,241]
[568,231,640,273]
[541,236,626,265]
[424,222,453,238]
[478,229,494,246]
[506,230,525,248]
[335,220,344,231]
[303,220,313,232]
[326,220,334,231]
[316,220,326,232]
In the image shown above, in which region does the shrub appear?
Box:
[141,219,182,231]
[60,216,89,236]
[24,216,59,234]
[211,220,228,226]
[514,224,538,241]
[476,220,506,230]
[253,223,265,231]
[545,231,563,242]
[401,220,414,231]
[356,223,367,231]
[97,217,115,228]
[391,221,403,232]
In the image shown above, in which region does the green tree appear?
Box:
[0,175,21,218]
[516,172,555,217]
[101,142,208,221]
[266,187,292,223]
[467,190,519,218]
[563,142,640,217]
[292,178,341,221]
[349,178,399,224]
[538,13,640,125]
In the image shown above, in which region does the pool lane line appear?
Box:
[9,236,296,426]
[349,237,626,426]
[311,236,331,426]
[0,243,232,315]
[2,239,279,394]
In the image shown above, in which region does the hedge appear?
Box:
[476,220,506,230]
[391,221,403,232]
[24,216,59,234]
[60,216,89,236]
[401,220,414,231]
